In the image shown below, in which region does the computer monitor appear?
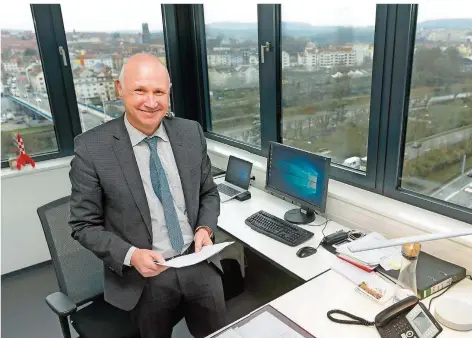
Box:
[266,142,330,224]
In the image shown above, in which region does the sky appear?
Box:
[1,0,471,32]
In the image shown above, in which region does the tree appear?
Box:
[23,48,36,57]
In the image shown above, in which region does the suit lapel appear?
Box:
[112,116,152,238]
[163,118,194,225]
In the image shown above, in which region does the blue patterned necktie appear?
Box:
[144,136,184,253]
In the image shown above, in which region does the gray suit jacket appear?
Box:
[69,115,221,311]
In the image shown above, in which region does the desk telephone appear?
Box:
[327,296,442,338]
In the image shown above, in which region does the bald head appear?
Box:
[118,53,171,90]
[116,53,171,136]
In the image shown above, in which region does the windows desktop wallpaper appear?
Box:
[268,145,327,207]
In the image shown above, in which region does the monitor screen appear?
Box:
[266,142,330,212]
[225,156,253,189]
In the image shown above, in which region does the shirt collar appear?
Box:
[124,113,169,147]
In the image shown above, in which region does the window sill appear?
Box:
[206,139,472,249]
[1,156,73,180]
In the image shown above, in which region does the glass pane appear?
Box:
[401,2,472,209]
[203,5,261,148]
[281,3,377,171]
[1,5,58,162]
[60,3,167,132]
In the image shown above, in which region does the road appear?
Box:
[404,126,472,160]
[431,174,472,208]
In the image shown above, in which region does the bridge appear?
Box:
[6,95,53,121]
[6,95,108,122]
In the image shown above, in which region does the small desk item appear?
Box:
[214,305,315,338]
[328,296,442,338]
[235,191,251,201]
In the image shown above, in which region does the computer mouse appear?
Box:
[296,246,317,258]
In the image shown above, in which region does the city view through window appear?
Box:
[60,3,167,133]
[1,6,57,161]
[204,3,471,209]
[401,5,472,209]
[1,3,166,161]
[1,3,470,210]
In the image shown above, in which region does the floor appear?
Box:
[1,249,301,338]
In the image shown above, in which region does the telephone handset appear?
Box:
[375,296,418,327]
[328,296,443,338]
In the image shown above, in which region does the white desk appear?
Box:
[270,270,472,338]
[216,179,351,281]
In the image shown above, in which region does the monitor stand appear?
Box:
[284,208,315,225]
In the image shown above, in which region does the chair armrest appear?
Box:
[45,292,77,317]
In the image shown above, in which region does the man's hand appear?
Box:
[194,227,213,253]
[130,249,168,278]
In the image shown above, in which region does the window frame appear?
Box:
[383,4,472,224]
[1,4,79,168]
[193,4,393,191]
[190,3,472,223]
[193,4,282,157]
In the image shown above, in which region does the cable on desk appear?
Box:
[314,219,330,250]
[428,274,472,311]
[327,309,374,326]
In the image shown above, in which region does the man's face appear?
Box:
[117,60,170,135]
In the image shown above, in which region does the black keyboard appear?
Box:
[245,210,314,247]
[217,184,240,197]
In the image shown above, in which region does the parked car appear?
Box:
[35,97,42,103]
[465,183,472,194]
[412,142,422,148]
[467,170,472,178]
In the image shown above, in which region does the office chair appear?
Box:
[37,196,139,338]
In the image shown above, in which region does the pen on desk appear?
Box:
[337,255,374,273]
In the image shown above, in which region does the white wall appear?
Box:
[1,160,72,275]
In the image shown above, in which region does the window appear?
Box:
[281,3,377,171]
[202,4,261,148]
[399,4,472,210]
[60,2,167,130]
[1,5,58,163]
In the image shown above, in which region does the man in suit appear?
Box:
[69,53,226,338]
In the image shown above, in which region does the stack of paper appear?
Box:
[335,232,401,271]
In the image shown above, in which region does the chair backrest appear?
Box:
[37,196,104,305]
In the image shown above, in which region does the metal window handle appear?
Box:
[260,42,271,64]
[58,46,68,67]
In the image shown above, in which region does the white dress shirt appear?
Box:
[123,115,194,266]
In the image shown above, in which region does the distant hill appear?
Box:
[206,21,375,44]
[418,19,472,29]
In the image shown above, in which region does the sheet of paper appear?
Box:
[234,311,304,338]
[216,328,244,338]
[379,253,402,271]
[156,242,234,268]
[336,232,401,265]
[332,258,373,285]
